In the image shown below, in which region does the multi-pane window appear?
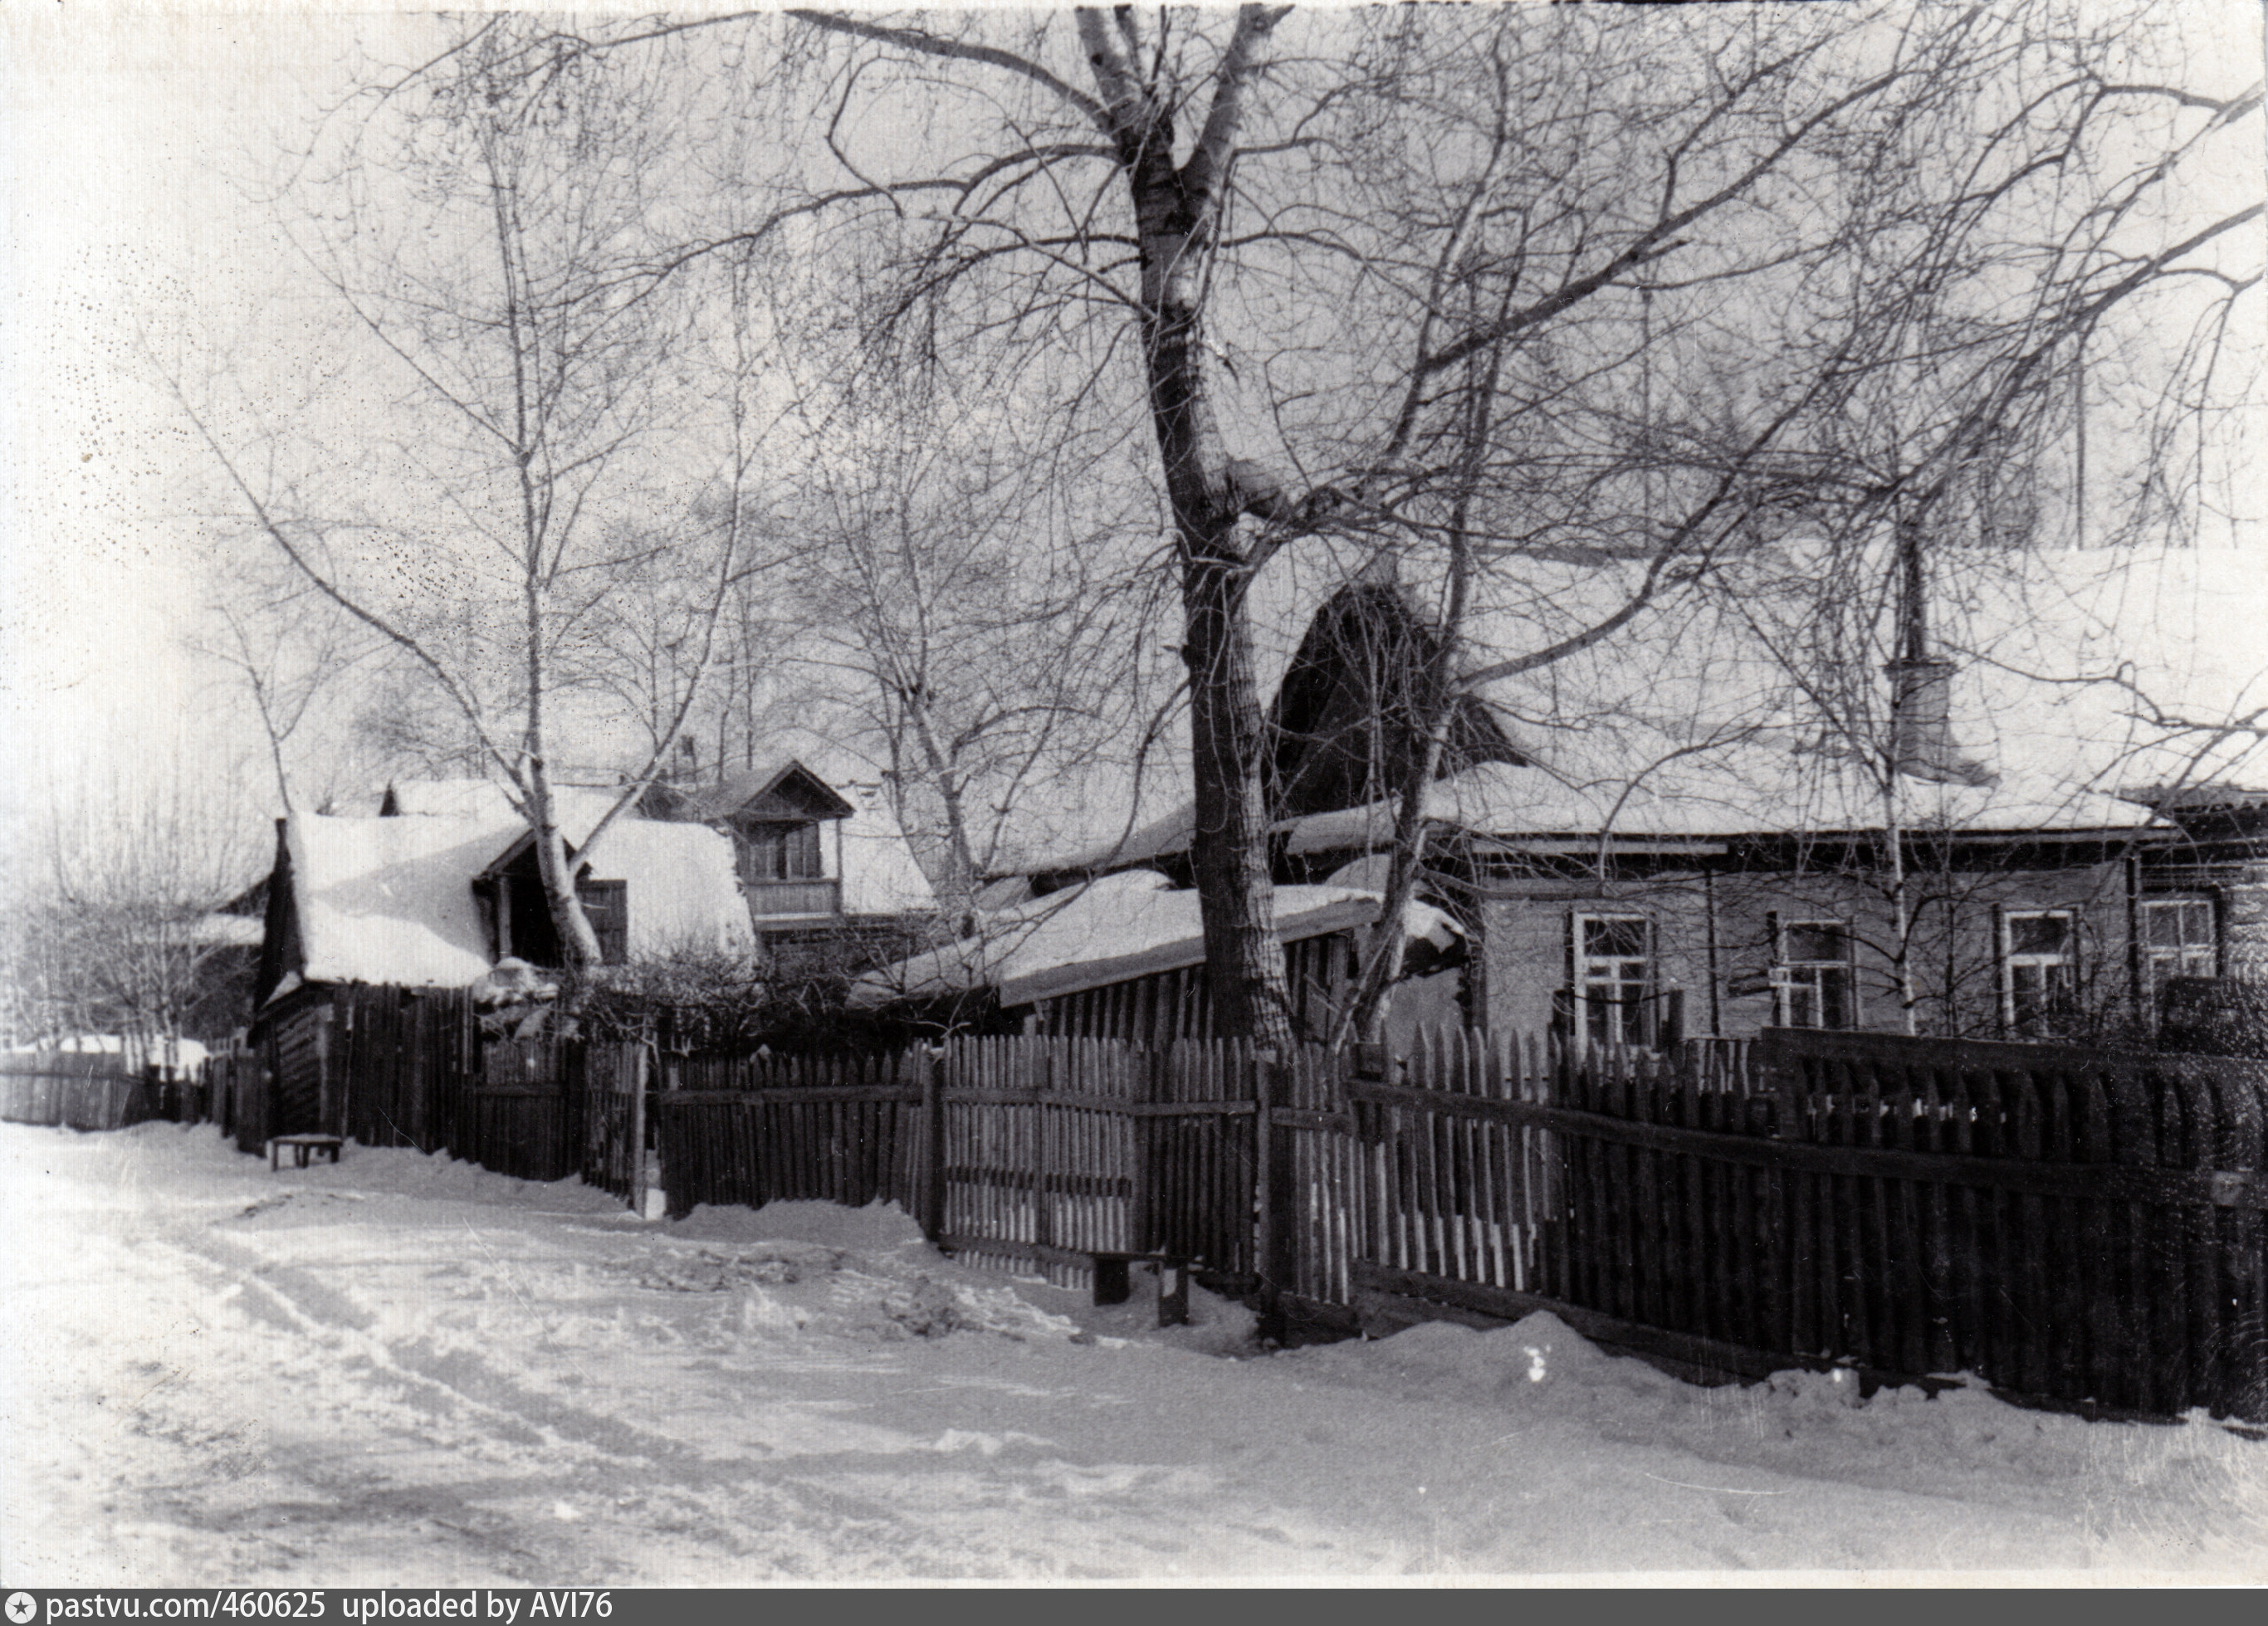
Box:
[741,820,824,882]
[2002,910,2078,1037]
[1776,920,1856,1029]
[1577,915,1654,1047]
[2140,897,2216,1005]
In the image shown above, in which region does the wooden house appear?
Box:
[637,761,937,950]
[1010,543,2268,1050]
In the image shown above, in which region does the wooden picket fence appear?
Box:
[1346,1027,2268,1423]
[183,999,2268,1422]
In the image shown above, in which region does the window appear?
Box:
[1576,914,1655,1047]
[1776,920,1857,1029]
[2002,909,2077,1037]
[2142,897,2215,978]
[578,879,628,966]
[2140,897,2216,1005]
[741,820,824,882]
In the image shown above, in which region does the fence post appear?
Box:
[921,1042,947,1243]
[630,1044,649,1218]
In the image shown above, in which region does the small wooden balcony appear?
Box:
[742,877,842,920]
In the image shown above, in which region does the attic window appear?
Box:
[741,820,824,882]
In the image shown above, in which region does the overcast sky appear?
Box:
[2,10,379,833]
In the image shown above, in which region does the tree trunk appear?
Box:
[1182,552,1294,1050]
[1092,6,1298,1052]
[527,765,602,973]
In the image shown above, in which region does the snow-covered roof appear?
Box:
[289,812,513,989]
[185,911,266,948]
[572,820,755,960]
[383,778,633,838]
[853,869,1459,1010]
[286,809,754,989]
[836,783,941,917]
[1019,541,2267,869]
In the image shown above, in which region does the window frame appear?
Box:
[577,877,629,966]
[1999,906,2079,1038]
[1572,911,1656,1050]
[2138,895,2217,1011]
[1773,916,1860,1030]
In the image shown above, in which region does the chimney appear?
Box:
[1885,656,1994,786]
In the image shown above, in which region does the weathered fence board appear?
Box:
[657,1047,924,1220]
[0,1053,156,1130]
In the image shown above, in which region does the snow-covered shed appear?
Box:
[852,868,1463,1046]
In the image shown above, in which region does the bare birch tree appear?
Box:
[173,21,790,970]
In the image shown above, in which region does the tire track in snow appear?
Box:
[169,1228,723,1471]
[154,1215,955,1579]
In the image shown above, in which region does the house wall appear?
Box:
[1471,855,2168,1043]
[2233,864,2268,974]
[1029,930,1359,1045]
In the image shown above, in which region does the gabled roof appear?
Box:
[477,820,756,959]
[277,809,754,991]
[853,869,1459,1010]
[286,812,518,989]
[640,761,855,823]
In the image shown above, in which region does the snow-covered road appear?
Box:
[4,1121,2264,1584]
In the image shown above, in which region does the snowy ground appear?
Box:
[3,1121,2265,1584]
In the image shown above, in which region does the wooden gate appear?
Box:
[463,1038,579,1183]
[580,1042,647,1210]
[655,1047,924,1219]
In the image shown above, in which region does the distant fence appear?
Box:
[0,1043,213,1131]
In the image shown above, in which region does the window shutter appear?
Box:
[579,879,628,965]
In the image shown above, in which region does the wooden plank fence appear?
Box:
[0,1049,158,1130]
[1347,1027,2268,1423]
[657,1047,923,1218]
[173,1004,2268,1422]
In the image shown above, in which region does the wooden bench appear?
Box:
[1088,1251,1191,1327]
[267,1133,344,1171]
